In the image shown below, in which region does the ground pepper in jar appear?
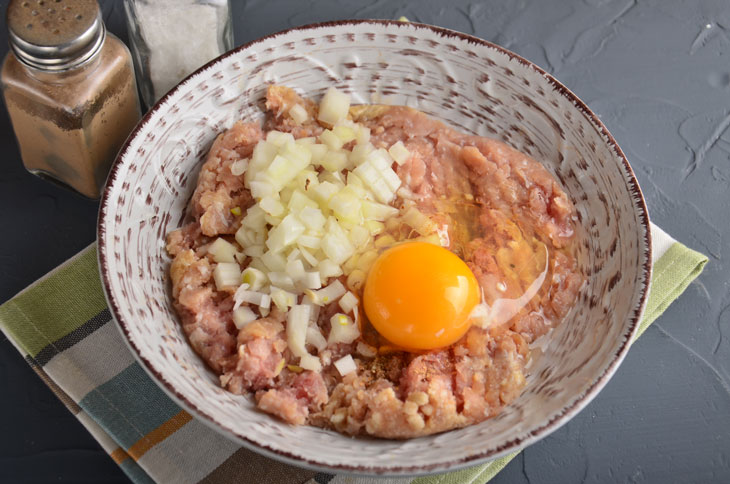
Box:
[1,0,141,199]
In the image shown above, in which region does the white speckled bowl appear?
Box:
[97,20,651,476]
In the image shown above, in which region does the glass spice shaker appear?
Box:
[1,0,141,199]
[123,0,233,108]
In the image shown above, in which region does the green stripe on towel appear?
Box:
[79,363,182,449]
[635,242,708,340]
[0,246,106,357]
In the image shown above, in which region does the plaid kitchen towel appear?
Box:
[0,223,707,484]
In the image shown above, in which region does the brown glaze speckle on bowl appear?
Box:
[97,20,651,476]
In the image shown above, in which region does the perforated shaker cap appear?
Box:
[6,0,105,70]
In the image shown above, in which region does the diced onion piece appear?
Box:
[329,188,362,224]
[234,287,271,310]
[375,234,397,249]
[297,245,319,267]
[348,225,370,249]
[356,250,378,273]
[306,326,327,352]
[243,244,265,258]
[361,200,399,221]
[261,250,286,272]
[287,190,318,213]
[317,87,351,126]
[208,238,237,263]
[287,248,301,262]
[260,196,284,216]
[347,269,366,292]
[355,125,370,145]
[295,136,316,145]
[297,234,322,250]
[249,180,277,199]
[339,291,358,313]
[266,130,295,147]
[230,158,249,176]
[300,271,322,290]
[299,353,322,372]
[312,181,340,204]
[266,214,306,252]
[333,354,357,376]
[249,140,278,172]
[388,141,410,166]
[381,167,402,192]
[232,306,257,329]
[321,217,355,264]
[240,205,266,230]
[350,143,374,165]
[319,129,343,150]
[241,267,267,291]
[271,286,297,311]
[289,103,308,124]
[308,144,328,163]
[402,206,437,235]
[287,304,311,357]
[356,341,377,358]
[311,280,346,306]
[365,220,385,235]
[333,125,356,144]
[298,206,326,232]
[213,262,241,290]
[328,313,360,344]
[319,150,349,172]
[285,258,306,281]
[318,259,343,280]
[268,271,296,291]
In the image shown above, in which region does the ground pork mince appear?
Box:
[165,85,584,439]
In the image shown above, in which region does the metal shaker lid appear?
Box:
[6,0,105,70]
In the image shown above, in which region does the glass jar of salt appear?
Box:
[123,0,233,108]
[1,0,142,199]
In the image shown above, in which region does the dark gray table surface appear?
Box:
[1,1,729,483]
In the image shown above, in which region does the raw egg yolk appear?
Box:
[363,241,480,350]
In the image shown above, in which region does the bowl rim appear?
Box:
[97,19,653,476]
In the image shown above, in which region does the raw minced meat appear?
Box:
[165,85,583,438]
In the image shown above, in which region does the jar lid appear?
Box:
[6,0,105,71]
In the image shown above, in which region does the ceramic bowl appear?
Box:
[97,20,652,475]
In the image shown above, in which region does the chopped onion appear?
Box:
[261,250,286,272]
[267,271,296,291]
[403,206,437,236]
[285,258,306,281]
[259,196,284,216]
[300,271,322,290]
[208,238,237,263]
[333,354,357,376]
[297,245,319,267]
[271,286,297,311]
[289,103,308,124]
[306,326,327,351]
[232,306,257,329]
[310,280,346,306]
[318,259,343,280]
[328,313,360,344]
[347,269,366,292]
[266,130,295,147]
[317,86,351,126]
[213,262,241,290]
[388,141,410,166]
[287,304,310,357]
[339,291,358,313]
[241,268,267,292]
[299,353,322,372]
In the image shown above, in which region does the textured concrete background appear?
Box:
[1,0,729,482]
